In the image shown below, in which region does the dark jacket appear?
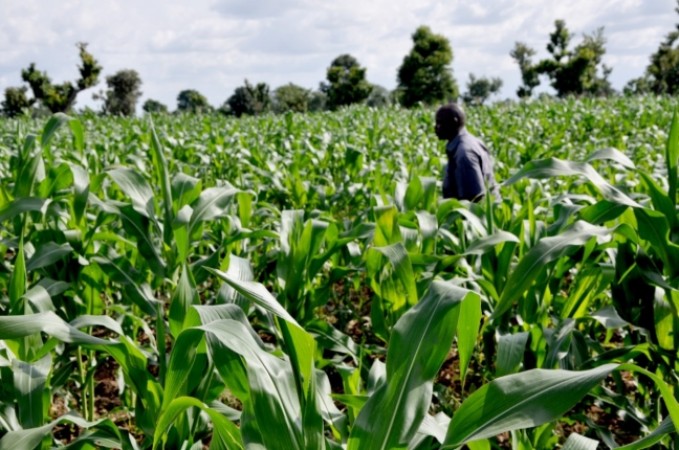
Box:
[442,128,498,201]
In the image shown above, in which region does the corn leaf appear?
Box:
[347,281,477,450]
[493,221,613,318]
[153,396,243,450]
[443,364,618,447]
[562,433,599,450]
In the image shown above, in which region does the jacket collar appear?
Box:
[447,127,468,155]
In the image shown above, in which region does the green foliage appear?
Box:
[1,86,34,117]
[273,83,311,113]
[225,79,272,117]
[142,98,169,114]
[512,21,613,98]
[366,84,392,108]
[100,69,143,116]
[463,74,503,105]
[397,25,458,107]
[176,89,212,113]
[308,90,327,112]
[2,98,679,448]
[510,42,540,98]
[20,42,102,113]
[322,54,372,109]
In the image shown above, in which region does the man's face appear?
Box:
[435,110,453,140]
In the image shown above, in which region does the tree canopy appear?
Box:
[272,83,311,113]
[100,69,143,116]
[397,25,458,107]
[1,87,33,118]
[463,74,503,105]
[177,89,211,114]
[21,42,102,113]
[510,43,540,98]
[142,99,169,114]
[225,80,271,117]
[512,21,613,98]
[322,54,372,109]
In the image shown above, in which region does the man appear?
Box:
[435,103,498,201]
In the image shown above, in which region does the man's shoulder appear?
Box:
[454,131,486,154]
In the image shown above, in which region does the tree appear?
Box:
[462,74,503,105]
[629,1,679,95]
[511,21,612,98]
[176,89,211,114]
[272,83,310,113]
[99,69,143,116]
[510,42,540,98]
[397,25,458,107]
[322,54,372,109]
[142,99,169,114]
[366,85,392,108]
[1,86,34,117]
[225,80,271,117]
[21,42,102,113]
[308,91,327,112]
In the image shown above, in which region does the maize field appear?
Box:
[1,96,679,449]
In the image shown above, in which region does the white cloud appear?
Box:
[0,0,676,109]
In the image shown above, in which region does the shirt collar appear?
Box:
[447,127,468,154]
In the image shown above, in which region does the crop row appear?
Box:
[0,97,678,449]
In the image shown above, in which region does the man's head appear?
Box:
[435,103,466,141]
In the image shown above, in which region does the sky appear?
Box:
[0,0,676,111]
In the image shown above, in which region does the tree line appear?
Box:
[2,2,679,118]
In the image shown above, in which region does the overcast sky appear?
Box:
[0,0,676,110]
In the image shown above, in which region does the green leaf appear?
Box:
[493,221,613,319]
[415,211,437,254]
[13,354,51,428]
[665,108,679,207]
[615,416,675,450]
[149,120,175,248]
[169,264,198,338]
[207,268,298,325]
[92,257,159,315]
[25,242,73,271]
[585,147,634,169]
[203,320,307,450]
[0,411,130,450]
[443,364,618,447]
[9,236,27,312]
[171,172,202,210]
[562,432,599,450]
[464,231,519,255]
[108,168,155,218]
[466,439,491,450]
[371,243,418,309]
[0,198,47,223]
[68,163,89,224]
[41,112,70,149]
[68,116,85,152]
[457,292,482,384]
[620,364,679,432]
[578,200,628,225]
[115,205,166,275]
[0,311,110,345]
[503,157,639,207]
[496,332,529,377]
[153,396,243,450]
[206,268,322,447]
[347,281,477,450]
[189,186,238,232]
[634,207,679,275]
[13,152,44,199]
